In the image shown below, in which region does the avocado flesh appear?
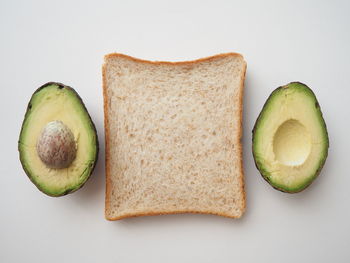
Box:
[252,82,329,193]
[18,83,98,196]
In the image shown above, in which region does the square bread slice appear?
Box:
[103,53,246,220]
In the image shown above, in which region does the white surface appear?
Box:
[1,0,349,262]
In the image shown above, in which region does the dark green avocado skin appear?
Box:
[18,82,99,197]
[252,82,329,193]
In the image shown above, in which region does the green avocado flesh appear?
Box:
[18,82,98,197]
[252,82,329,193]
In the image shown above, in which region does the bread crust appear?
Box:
[107,210,243,221]
[104,52,244,66]
[102,64,112,217]
[238,62,247,215]
[103,53,246,220]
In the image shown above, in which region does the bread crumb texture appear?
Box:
[103,53,246,220]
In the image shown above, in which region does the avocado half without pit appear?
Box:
[252,82,329,193]
[18,82,98,197]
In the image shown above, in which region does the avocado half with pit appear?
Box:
[252,82,329,193]
[18,82,98,197]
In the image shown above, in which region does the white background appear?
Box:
[1,0,349,262]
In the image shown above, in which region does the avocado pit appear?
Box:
[36,120,77,169]
[273,119,311,166]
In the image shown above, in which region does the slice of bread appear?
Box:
[103,53,246,220]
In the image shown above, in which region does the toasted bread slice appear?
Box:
[103,53,246,220]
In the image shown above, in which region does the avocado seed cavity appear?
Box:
[273,119,311,166]
[36,120,77,169]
